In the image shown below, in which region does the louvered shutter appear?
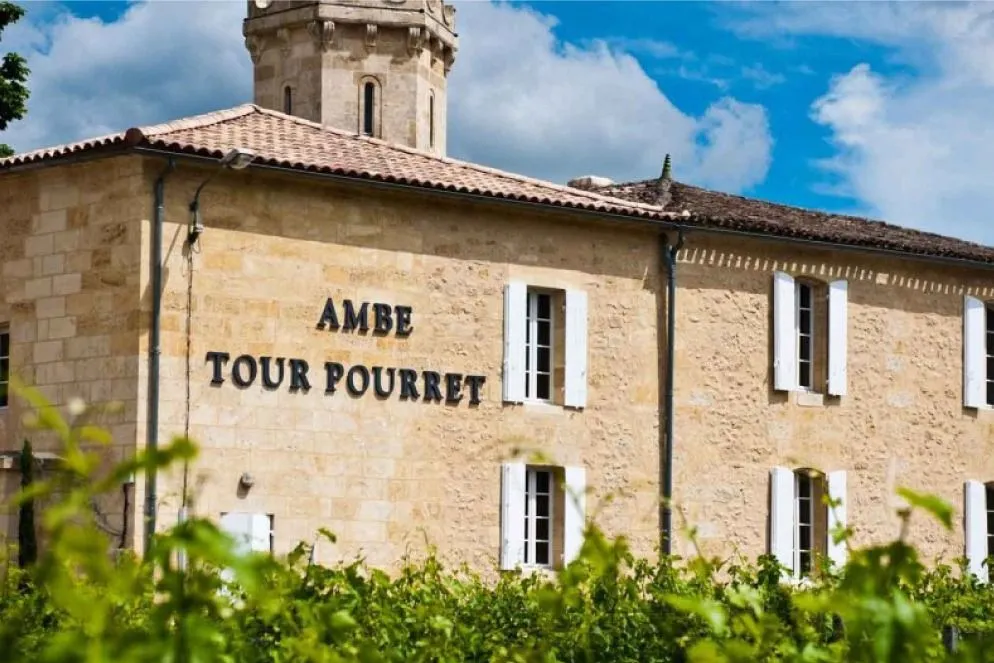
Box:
[220,512,252,555]
[563,466,587,565]
[964,296,985,408]
[770,467,795,575]
[827,280,848,397]
[564,290,588,408]
[826,470,848,567]
[773,272,797,391]
[503,283,527,403]
[965,480,988,582]
[249,514,272,553]
[500,462,526,570]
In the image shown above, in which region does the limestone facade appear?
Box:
[2,153,994,576]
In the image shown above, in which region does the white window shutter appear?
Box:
[500,462,526,570]
[249,514,272,553]
[826,470,848,568]
[220,512,252,555]
[502,282,527,403]
[564,290,589,409]
[770,467,795,575]
[773,272,797,391]
[965,480,988,582]
[963,296,985,409]
[562,466,587,565]
[827,280,848,397]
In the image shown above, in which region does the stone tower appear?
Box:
[243,0,458,157]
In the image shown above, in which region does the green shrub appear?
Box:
[2,382,994,662]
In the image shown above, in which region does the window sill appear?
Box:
[794,391,825,408]
[519,400,564,415]
[969,405,994,419]
[514,564,558,579]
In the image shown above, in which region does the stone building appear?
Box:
[2,0,994,580]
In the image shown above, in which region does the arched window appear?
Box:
[362,81,375,136]
[428,91,435,148]
[283,86,293,115]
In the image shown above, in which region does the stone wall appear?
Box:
[3,152,994,572]
[671,234,994,565]
[147,162,664,571]
[0,156,146,548]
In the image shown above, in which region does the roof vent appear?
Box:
[567,175,614,191]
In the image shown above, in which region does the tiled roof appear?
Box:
[595,179,994,265]
[3,103,994,266]
[0,104,672,221]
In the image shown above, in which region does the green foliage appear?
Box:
[3,381,994,662]
[0,1,29,157]
[17,438,36,567]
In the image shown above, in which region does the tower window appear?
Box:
[429,92,435,148]
[363,81,375,136]
[283,86,292,115]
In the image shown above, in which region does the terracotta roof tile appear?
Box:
[1,104,670,220]
[3,103,994,266]
[595,179,994,265]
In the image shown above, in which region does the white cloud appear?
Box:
[2,0,773,192]
[447,1,772,188]
[3,0,250,151]
[729,2,994,244]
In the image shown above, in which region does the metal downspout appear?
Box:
[661,230,684,556]
[145,158,174,557]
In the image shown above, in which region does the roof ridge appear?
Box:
[247,104,665,213]
[0,103,262,168]
[139,103,259,137]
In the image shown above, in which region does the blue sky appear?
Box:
[5,1,994,244]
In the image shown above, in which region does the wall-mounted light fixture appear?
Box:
[239,472,256,490]
[188,147,256,244]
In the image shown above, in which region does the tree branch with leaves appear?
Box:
[0,1,29,158]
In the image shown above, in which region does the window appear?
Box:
[772,272,848,397]
[770,467,847,579]
[362,81,376,136]
[525,291,553,401]
[965,480,994,581]
[500,462,586,571]
[283,86,292,114]
[429,91,435,148]
[219,512,273,555]
[0,327,8,408]
[502,283,588,409]
[794,469,823,576]
[524,467,553,566]
[796,281,815,390]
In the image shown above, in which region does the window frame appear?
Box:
[0,326,9,409]
[986,482,994,561]
[524,289,554,403]
[428,91,435,148]
[795,280,815,391]
[985,304,994,407]
[362,80,376,136]
[283,85,293,115]
[795,471,815,577]
[524,467,554,568]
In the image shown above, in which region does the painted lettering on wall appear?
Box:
[206,298,486,406]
